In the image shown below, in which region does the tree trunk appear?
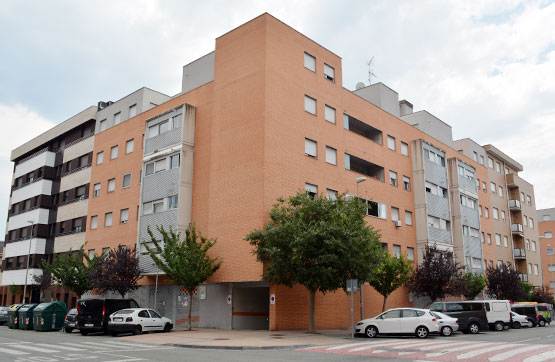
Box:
[188,291,193,331]
[308,289,316,334]
[382,295,388,312]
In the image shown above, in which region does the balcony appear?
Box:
[508,199,521,211]
[511,223,524,235]
[343,113,383,145]
[513,248,526,259]
[506,173,520,189]
[518,273,529,282]
[345,153,384,182]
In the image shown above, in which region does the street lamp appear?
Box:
[23,220,35,304]
[153,262,159,309]
[355,177,367,319]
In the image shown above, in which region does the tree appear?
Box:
[32,271,53,302]
[460,271,486,300]
[369,253,413,311]
[530,286,554,304]
[9,284,22,302]
[407,244,463,303]
[42,247,96,298]
[145,224,221,331]
[521,281,535,301]
[486,264,524,301]
[90,246,141,298]
[246,192,383,334]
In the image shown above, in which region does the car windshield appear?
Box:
[114,309,135,315]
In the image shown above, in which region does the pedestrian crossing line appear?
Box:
[425,342,495,357]
[9,344,61,353]
[326,342,373,350]
[347,340,416,352]
[0,347,30,356]
[489,345,547,361]
[100,340,160,348]
[456,344,522,359]
[35,343,86,351]
[417,341,475,351]
[523,350,555,362]
[389,340,445,349]
[81,340,164,349]
[61,341,115,350]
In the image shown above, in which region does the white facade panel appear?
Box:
[8,208,50,231]
[11,179,53,204]
[13,151,56,178]
[63,136,94,163]
[60,167,91,192]
[1,269,42,286]
[53,233,86,253]
[4,238,47,258]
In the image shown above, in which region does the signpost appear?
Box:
[346,279,358,340]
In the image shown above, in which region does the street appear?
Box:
[2,324,555,361]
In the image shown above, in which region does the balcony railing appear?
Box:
[508,199,521,211]
[513,248,526,259]
[511,223,524,235]
[518,273,529,282]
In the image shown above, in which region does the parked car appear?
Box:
[0,306,8,325]
[64,308,78,333]
[107,308,173,336]
[510,311,532,329]
[512,302,552,327]
[77,299,139,335]
[431,311,459,336]
[356,308,439,339]
[429,301,488,334]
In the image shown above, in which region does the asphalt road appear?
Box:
[1,323,555,362]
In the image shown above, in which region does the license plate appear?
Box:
[85,323,94,327]
[114,318,123,322]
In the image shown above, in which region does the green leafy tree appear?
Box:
[460,271,487,300]
[486,265,525,301]
[370,253,413,311]
[145,224,221,331]
[521,281,535,301]
[246,192,382,334]
[530,286,554,304]
[42,246,97,298]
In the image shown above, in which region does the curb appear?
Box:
[165,343,314,350]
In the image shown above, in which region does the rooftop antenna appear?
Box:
[367,57,376,85]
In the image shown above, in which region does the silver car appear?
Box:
[432,311,459,336]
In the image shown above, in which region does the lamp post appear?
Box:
[153,262,159,309]
[355,177,367,319]
[23,220,35,304]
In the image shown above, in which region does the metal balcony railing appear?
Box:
[508,199,521,210]
[511,223,524,235]
[513,248,526,259]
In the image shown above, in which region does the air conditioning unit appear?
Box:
[394,220,402,227]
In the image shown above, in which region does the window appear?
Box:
[148,120,169,138]
[523,215,528,226]
[111,145,118,159]
[482,181,487,192]
[503,236,508,247]
[387,135,395,150]
[304,52,315,71]
[425,181,447,198]
[487,234,491,244]
[145,162,154,175]
[172,114,182,129]
[495,234,501,246]
[105,212,112,227]
[76,185,86,198]
[407,247,414,261]
[389,171,397,186]
[488,157,494,168]
[143,199,164,215]
[114,112,121,125]
[88,249,95,259]
[473,151,478,161]
[91,216,98,230]
[463,225,469,236]
[168,195,178,209]
[501,210,506,222]
[343,113,383,144]
[481,232,485,243]
[479,205,483,216]
[366,199,387,219]
[323,63,335,82]
[108,178,115,192]
[532,241,537,252]
[480,155,485,165]
[460,195,477,209]
[424,149,445,166]
[534,264,539,275]
[526,239,530,250]
[495,161,501,172]
[401,142,408,156]
[304,95,316,115]
[122,174,131,188]
[530,218,534,229]
[505,166,509,174]
[129,104,137,118]
[498,186,503,198]
[99,119,107,132]
[391,207,399,222]
[155,158,167,173]
[93,183,101,197]
[493,207,498,219]
[97,151,104,165]
[305,138,317,158]
[126,139,134,154]
[490,182,496,193]
[521,192,525,202]
[326,189,337,200]
[120,208,129,224]
[427,215,439,228]
[325,146,336,165]
[528,263,532,273]
[170,154,180,169]
[485,207,489,218]
[102,247,110,258]
[324,105,336,124]
[403,176,410,191]
[393,245,401,258]
[305,183,317,199]
[526,195,532,206]
[405,210,413,225]
[545,232,553,239]
[544,215,551,221]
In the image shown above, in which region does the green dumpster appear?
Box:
[7,304,24,329]
[33,301,67,331]
[18,304,39,330]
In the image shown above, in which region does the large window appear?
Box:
[343,113,382,144]
[148,120,169,138]
[424,149,445,166]
[345,153,384,181]
[425,181,447,198]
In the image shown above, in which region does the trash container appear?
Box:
[33,301,67,331]
[7,304,24,329]
[18,304,39,330]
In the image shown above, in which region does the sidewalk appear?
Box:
[120,328,356,350]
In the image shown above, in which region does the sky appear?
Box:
[1,0,554,229]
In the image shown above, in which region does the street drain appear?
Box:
[213,338,230,340]
[271,334,285,336]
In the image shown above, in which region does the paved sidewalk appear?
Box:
[120,328,356,350]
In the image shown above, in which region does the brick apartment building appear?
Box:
[538,208,555,292]
[1,13,544,330]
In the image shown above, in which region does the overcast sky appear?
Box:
[1,0,554,230]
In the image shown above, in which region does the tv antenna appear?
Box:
[367,57,376,85]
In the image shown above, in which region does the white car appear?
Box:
[108,308,173,336]
[511,311,532,329]
[356,308,440,339]
[431,311,459,336]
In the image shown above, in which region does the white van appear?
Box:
[481,300,511,331]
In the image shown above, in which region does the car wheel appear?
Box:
[80,330,88,336]
[164,323,171,332]
[365,325,378,338]
[64,327,73,333]
[539,319,546,327]
[468,322,480,334]
[441,326,453,336]
[133,325,142,335]
[415,326,429,339]
[512,321,521,329]
[494,321,504,331]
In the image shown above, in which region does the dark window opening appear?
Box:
[345,153,384,181]
[343,113,382,144]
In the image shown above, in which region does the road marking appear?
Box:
[99,340,157,348]
[389,340,440,349]
[348,340,413,351]
[327,342,372,350]
[418,341,476,351]
[519,337,542,342]
[11,344,61,353]
[456,344,517,359]
[36,343,87,351]
[523,350,555,362]
[425,342,494,357]
[0,347,29,356]
[489,345,543,361]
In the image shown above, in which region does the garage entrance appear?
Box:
[232,282,269,330]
